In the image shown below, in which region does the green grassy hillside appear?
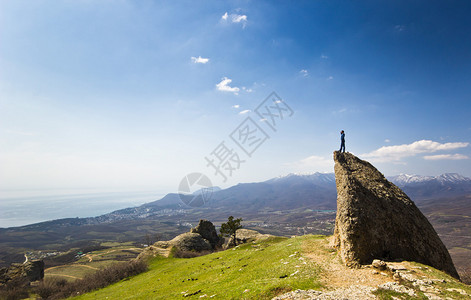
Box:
[73,236,322,300]
[70,234,471,300]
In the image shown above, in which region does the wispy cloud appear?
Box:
[332,108,347,114]
[221,12,248,28]
[300,69,309,77]
[362,140,469,162]
[232,14,247,23]
[191,56,209,64]
[239,110,251,115]
[423,154,469,160]
[321,54,329,59]
[394,25,406,32]
[385,139,391,143]
[242,86,253,93]
[232,104,240,109]
[327,76,334,80]
[216,77,240,95]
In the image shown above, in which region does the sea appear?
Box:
[0,189,165,228]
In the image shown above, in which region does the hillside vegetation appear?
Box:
[74,235,322,299]
[72,235,471,300]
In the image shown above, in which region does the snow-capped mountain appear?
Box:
[388,174,435,186]
[435,173,471,184]
[389,173,471,187]
[388,173,471,199]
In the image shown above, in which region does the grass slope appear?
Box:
[73,235,322,299]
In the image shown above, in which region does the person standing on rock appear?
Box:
[339,130,345,153]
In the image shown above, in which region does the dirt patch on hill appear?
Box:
[302,237,392,288]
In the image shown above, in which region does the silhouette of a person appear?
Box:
[339,130,345,153]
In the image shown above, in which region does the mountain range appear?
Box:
[134,172,471,213]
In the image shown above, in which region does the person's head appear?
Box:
[341,130,344,134]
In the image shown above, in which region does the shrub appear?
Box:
[0,277,30,300]
[34,260,148,299]
[36,278,68,299]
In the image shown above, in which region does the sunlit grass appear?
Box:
[73,235,323,300]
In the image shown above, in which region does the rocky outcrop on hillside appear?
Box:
[138,220,219,260]
[167,232,213,252]
[225,229,274,249]
[0,260,44,284]
[332,151,459,279]
[190,219,221,248]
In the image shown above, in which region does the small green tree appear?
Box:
[220,216,243,246]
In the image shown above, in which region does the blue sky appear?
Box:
[1,0,470,193]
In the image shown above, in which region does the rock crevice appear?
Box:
[332,151,459,279]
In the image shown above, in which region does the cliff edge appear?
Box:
[332,151,459,279]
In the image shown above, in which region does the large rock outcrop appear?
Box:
[332,151,459,279]
[226,229,274,248]
[0,260,44,284]
[168,232,212,252]
[145,220,219,258]
[190,219,221,248]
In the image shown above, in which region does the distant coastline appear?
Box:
[0,190,164,228]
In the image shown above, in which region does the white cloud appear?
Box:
[216,77,240,95]
[232,104,240,109]
[239,110,251,115]
[191,56,209,64]
[232,14,247,23]
[362,140,469,162]
[300,69,309,77]
[221,12,248,27]
[286,155,334,173]
[327,76,334,80]
[242,86,253,93]
[385,139,391,143]
[321,54,329,59]
[423,154,469,160]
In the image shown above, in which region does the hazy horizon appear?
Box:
[1,168,469,228]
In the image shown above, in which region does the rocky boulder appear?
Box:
[225,229,273,249]
[142,220,220,258]
[190,219,221,248]
[332,151,459,279]
[169,232,212,252]
[0,260,44,284]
